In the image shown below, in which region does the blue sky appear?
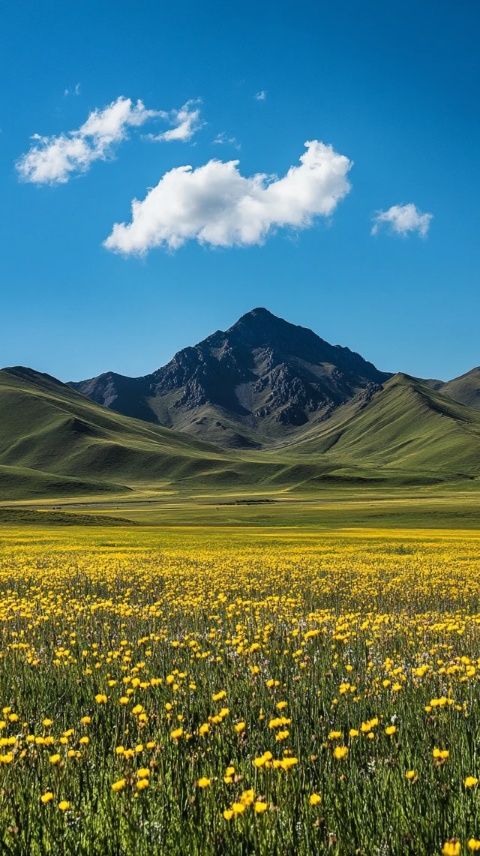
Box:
[1,0,479,382]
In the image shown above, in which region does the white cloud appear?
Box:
[371,203,433,237]
[255,90,267,101]
[213,132,240,149]
[148,100,202,142]
[17,96,160,184]
[64,83,81,97]
[104,139,352,255]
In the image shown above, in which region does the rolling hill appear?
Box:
[435,367,480,410]
[1,361,480,501]
[284,373,480,482]
[0,366,241,499]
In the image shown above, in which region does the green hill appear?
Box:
[0,367,240,498]
[439,367,480,410]
[284,374,480,481]
[1,368,479,501]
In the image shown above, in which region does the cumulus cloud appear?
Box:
[255,90,267,101]
[17,97,160,184]
[148,100,202,142]
[371,203,433,237]
[104,139,352,255]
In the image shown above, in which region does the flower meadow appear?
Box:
[0,526,480,855]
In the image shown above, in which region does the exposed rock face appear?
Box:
[70,307,391,447]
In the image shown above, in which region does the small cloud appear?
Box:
[148,99,202,143]
[17,96,161,184]
[104,139,352,255]
[254,90,267,101]
[213,132,240,150]
[64,83,81,97]
[371,203,433,237]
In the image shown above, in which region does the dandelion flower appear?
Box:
[333,746,348,760]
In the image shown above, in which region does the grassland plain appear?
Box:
[0,524,480,855]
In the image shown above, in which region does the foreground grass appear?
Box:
[0,525,479,855]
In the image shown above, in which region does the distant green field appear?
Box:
[2,481,479,529]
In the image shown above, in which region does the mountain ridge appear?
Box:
[70,307,393,448]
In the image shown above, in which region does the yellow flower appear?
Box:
[280,757,298,770]
[40,791,54,804]
[333,746,348,760]
[199,723,209,737]
[223,809,234,820]
[385,725,397,736]
[95,694,107,705]
[405,770,417,782]
[49,753,61,765]
[328,730,342,740]
[442,842,461,856]
[234,721,246,734]
[80,716,91,726]
[58,800,71,812]
[112,778,126,792]
[79,736,89,745]
[254,801,268,813]
[309,793,322,806]
[464,776,479,788]
[349,728,359,738]
[232,802,246,815]
[212,690,226,702]
[137,768,150,778]
[197,777,211,788]
[433,747,449,762]
[170,728,183,740]
[240,788,255,806]
[42,718,53,727]
[468,840,480,852]
[136,778,149,791]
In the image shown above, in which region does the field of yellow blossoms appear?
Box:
[0,525,480,855]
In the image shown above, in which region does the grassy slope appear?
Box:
[440,367,480,409]
[1,368,480,504]
[0,367,245,497]
[281,374,480,481]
